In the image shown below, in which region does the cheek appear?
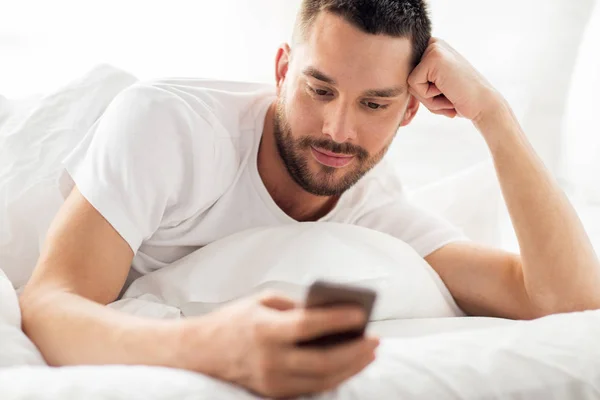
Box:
[284,84,323,137]
[357,116,400,152]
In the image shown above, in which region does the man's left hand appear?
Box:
[407,38,504,125]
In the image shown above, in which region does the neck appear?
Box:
[257,102,338,222]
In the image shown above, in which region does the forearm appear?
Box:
[20,289,194,369]
[476,100,600,312]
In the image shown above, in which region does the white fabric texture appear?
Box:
[2,224,600,398]
[4,65,598,398]
[0,64,138,289]
[0,269,44,367]
[561,0,600,203]
[63,78,467,277]
[0,64,502,292]
[2,284,600,399]
[409,159,504,247]
[117,223,465,320]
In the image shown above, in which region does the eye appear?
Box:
[308,85,331,97]
[365,101,383,110]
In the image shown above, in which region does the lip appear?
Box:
[310,146,355,168]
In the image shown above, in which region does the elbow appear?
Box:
[19,282,63,332]
[19,284,44,330]
[530,292,600,319]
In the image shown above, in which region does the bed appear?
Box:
[1,65,600,400]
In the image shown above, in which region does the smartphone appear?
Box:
[296,280,377,348]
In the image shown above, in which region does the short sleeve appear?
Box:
[349,161,470,258]
[355,198,470,258]
[62,83,215,254]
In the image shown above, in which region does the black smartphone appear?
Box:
[296,280,377,348]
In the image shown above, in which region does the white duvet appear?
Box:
[2,223,600,399]
[2,65,600,400]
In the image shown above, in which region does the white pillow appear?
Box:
[4,310,599,399]
[121,222,465,321]
[0,268,45,367]
[0,95,9,127]
[343,310,600,399]
[408,160,504,247]
[0,64,138,289]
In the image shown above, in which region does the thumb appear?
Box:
[258,290,298,311]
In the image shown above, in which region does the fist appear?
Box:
[184,290,379,399]
[408,38,504,123]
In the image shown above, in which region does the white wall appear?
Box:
[1,0,595,187]
[2,0,598,250]
[0,0,296,97]
[560,1,600,203]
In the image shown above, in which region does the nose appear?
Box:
[322,101,357,143]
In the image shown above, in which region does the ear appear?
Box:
[399,94,420,127]
[275,43,291,95]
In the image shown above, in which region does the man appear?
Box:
[20,0,600,398]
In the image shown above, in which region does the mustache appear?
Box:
[299,137,369,161]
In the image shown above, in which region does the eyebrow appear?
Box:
[362,87,405,98]
[302,66,405,98]
[303,67,336,84]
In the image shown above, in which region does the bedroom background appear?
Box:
[1,0,599,270]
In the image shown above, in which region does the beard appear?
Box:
[273,96,393,197]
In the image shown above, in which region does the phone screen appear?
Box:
[296,280,377,348]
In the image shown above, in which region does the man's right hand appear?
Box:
[21,187,377,399]
[182,290,379,398]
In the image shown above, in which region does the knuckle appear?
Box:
[257,289,280,304]
[429,47,443,61]
[254,365,287,398]
[256,353,277,376]
[251,319,270,342]
[256,375,280,398]
[291,314,311,337]
[407,73,418,86]
[259,288,279,300]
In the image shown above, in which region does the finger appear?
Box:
[410,82,442,99]
[429,94,454,110]
[284,335,379,376]
[426,83,442,98]
[258,290,298,311]
[315,347,376,392]
[431,108,458,118]
[272,306,367,343]
[410,90,455,111]
[271,342,377,398]
[407,57,433,100]
[284,346,376,395]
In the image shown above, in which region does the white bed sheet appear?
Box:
[0,64,138,289]
[1,311,600,400]
[2,65,600,399]
[4,223,599,400]
[2,258,600,399]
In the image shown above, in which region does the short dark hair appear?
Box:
[294,0,431,68]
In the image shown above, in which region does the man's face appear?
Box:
[274,11,419,196]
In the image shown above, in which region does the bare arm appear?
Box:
[476,105,600,314]
[20,187,376,398]
[425,107,600,319]
[20,187,188,367]
[410,38,600,319]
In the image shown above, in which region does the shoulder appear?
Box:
[103,78,275,162]
[342,159,406,212]
[139,78,276,133]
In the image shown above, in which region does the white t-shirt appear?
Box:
[63,78,467,275]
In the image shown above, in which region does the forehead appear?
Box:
[294,11,414,87]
